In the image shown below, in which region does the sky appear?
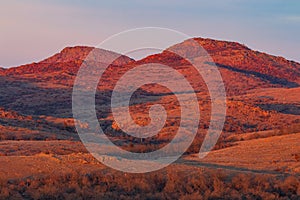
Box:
[0,0,300,67]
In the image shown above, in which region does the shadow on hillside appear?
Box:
[257,103,300,115]
[206,62,299,88]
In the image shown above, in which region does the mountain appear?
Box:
[2,46,133,77]
[0,38,299,148]
[140,38,300,95]
[2,39,299,91]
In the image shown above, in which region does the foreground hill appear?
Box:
[0,133,299,199]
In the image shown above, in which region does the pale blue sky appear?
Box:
[1,0,299,67]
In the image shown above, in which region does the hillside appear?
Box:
[0,38,299,145]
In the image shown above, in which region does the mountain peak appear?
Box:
[39,46,135,65]
[40,46,95,64]
[2,46,134,76]
[193,37,250,51]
